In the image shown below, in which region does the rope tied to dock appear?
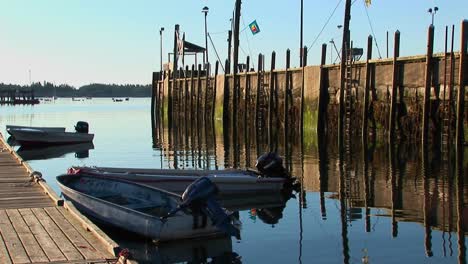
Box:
[113,248,131,264]
[29,171,45,183]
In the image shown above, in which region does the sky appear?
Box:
[0,0,466,87]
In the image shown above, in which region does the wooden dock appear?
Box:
[0,135,125,264]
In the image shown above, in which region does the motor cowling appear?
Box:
[181,176,219,205]
[164,177,241,239]
[75,121,89,133]
[255,152,287,178]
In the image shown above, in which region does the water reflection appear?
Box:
[152,112,467,263]
[16,142,94,161]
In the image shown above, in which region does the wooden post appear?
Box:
[389,30,401,143]
[268,51,276,149]
[169,24,179,123]
[190,65,195,121]
[227,30,232,67]
[422,26,435,148]
[212,61,219,120]
[204,63,210,121]
[300,46,307,137]
[255,54,263,129]
[185,66,189,117]
[362,36,373,140]
[317,44,327,135]
[168,70,173,128]
[456,20,467,149]
[197,64,202,122]
[223,59,231,128]
[338,0,352,148]
[244,56,250,129]
[232,0,242,134]
[284,49,291,150]
[151,72,157,125]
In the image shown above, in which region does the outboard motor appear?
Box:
[75,121,89,133]
[255,152,287,178]
[163,177,241,239]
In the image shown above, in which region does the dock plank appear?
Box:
[0,230,13,264]
[31,208,85,261]
[18,208,66,262]
[44,207,105,260]
[55,207,113,260]
[6,209,49,263]
[0,210,31,263]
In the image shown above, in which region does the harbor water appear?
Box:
[0,98,466,264]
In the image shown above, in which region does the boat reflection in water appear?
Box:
[17,142,94,161]
[104,231,241,264]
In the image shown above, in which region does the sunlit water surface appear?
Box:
[0,98,466,264]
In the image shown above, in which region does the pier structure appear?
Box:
[0,90,39,105]
[152,20,468,150]
[0,135,128,264]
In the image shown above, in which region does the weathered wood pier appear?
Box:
[0,135,127,264]
[152,20,468,149]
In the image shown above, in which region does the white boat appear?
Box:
[57,174,241,241]
[6,125,65,136]
[8,121,94,146]
[68,166,291,195]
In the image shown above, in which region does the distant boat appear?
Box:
[8,121,94,146]
[113,98,123,102]
[125,97,129,101]
[6,125,65,136]
[17,142,94,161]
[57,174,241,241]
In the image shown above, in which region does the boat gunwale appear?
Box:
[56,173,184,220]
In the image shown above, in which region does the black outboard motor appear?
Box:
[163,177,241,239]
[75,121,89,133]
[255,152,287,178]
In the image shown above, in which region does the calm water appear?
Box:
[0,98,466,264]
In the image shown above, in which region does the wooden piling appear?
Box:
[151,72,157,125]
[212,61,219,120]
[422,26,435,148]
[204,63,210,121]
[389,30,401,143]
[362,36,373,140]
[197,64,202,122]
[190,65,195,121]
[223,59,231,127]
[284,49,291,150]
[300,46,308,135]
[185,66,189,118]
[317,44,327,135]
[255,54,263,130]
[268,51,276,150]
[456,20,467,149]
[244,56,251,129]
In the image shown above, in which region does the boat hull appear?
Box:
[71,167,287,195]
[57,174,224,241]
[10,129,94,146]
[6,125,65,136]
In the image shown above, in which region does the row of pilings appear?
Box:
[152,21,468,152]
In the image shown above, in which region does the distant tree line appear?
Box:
[0,82,151,97]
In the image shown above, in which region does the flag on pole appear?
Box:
[249,20,260,35]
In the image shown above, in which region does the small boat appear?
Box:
[68,153,297,195]
[57,174,240,241]
[9,121,94,146]
[17,142,94,161]
[6,125,65,136]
